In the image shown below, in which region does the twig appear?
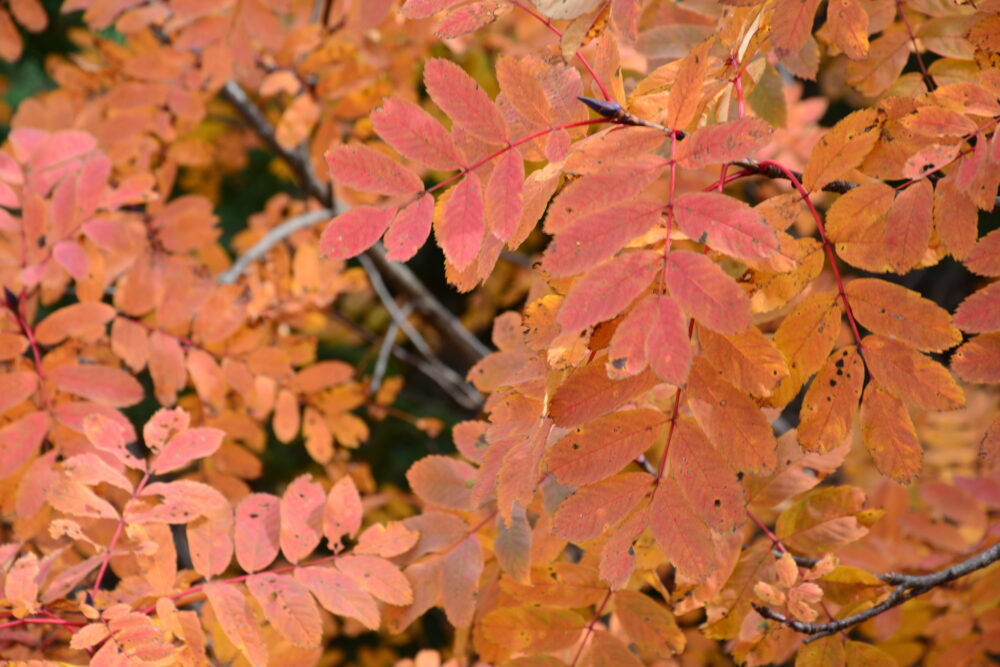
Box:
[217,209,332,285]
[219,80,492,364]
[753,540,1000,643]
[370,303,410,397]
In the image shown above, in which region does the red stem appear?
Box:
[508,0,612,102]
[747,510,789,555]
[756,160,865,350]
[92,470,152,598]
[569,589,612,667]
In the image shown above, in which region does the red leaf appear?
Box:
[673,192,779,261]
[675,118,774,169]
[550,359,660,429]
[607,295,657,378]
[965,228,1000,276]
[649,477,716,581]
[951,333,1000,384]
[954,281,1000,333]
[543,200,663,277]
[485,149,524,241]
[325,144,424,196]
[547,409,667,487]
[384,193,434,262]
[645,294,692,385]
[50,364,144,408]
[400,0,464,18]
[235,493,281,573]
[437,173,485,270]
[557,251,660,332]
[320,206,395,260]
[668,418,746,531]
[423,58,508,145]
[280,474,325,563]
[771,0,822,59]
[323,475,362,552]
[665,250,752,334]
[150,427,224,474]
[371,97,465,170]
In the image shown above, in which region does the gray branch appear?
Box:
[753,540,1000,643]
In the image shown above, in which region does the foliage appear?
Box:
[1,0,999,665]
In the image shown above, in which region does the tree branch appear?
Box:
[217,208,332,285]
[753,540,1000,643]
[219,80,491,364]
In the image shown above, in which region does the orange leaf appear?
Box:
[496,55,552,125]
[582,630,644,667]
[860,383,922,483]
[613,590,686,658]
[440,534,483,628]
[552,472,653,543]
[673,192,779,261]
[336,554,413,606]
[280,474,325,563]
[884,180,933,273]
[355,521,420,558]
[82,413,145,470]
[845,278,961,352]
[951,333,1000,384]
[0,370,37,417]
[323,475,362,552]
[776,486,868,555]
[802,108,882,192]
[798,346,864,453]
[557,250,660,332]
[295,565,379,630]
[827,0,869,59]
[686,357,777,474]
[966,228,1000,277]
[954,281,1000,333]
[407,455,477,510]
[547,409,667,487]
[0,411,48,479]
[234,493,281,573]
[771,0,823,59]
[549,360,660,429]
[696,324,789,398]
[272,388,300,444]
[187,507,234,579]
[494,504,532,583]
[665,250,751,334]
[900,105,978,137]
[150,427,224,475]
[668,418,746,531]
[148,331,185,406]
[203,582,268,667]
[863,335,964,410]
[666,39,712,130]
[981,415,1000,468]
[649,477,715,581]
[769,291,841,408]
[246,572,322,647]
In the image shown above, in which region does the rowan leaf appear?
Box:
[325,144,424,196]
[965,228,1000,277]
[769,291,842,408]
[48,480,119,520]
[686,357,777,474]
[280,474,325,563]
[542,199,663,277]
[320,206,396,260]
[295,565,380,630]
[668,418,746,531]
[775,486,868,555]
[860,383,922,483]
[34,302,115,346]
[862,335,964,410]
[0,411,48,480]
[336,554,413,606]
[204,582,268,667]
[582,631,644,667]
[696,325,789,397]
[549,360,660,429]
[494,503,532,583]
[370,97,465,170]
[323,475,362,552]
[479,605,585,653]
[49,364,144,408]
[552,472,653,543]
[234,493,281,573]
[82,413,145,470]
[246,572,322,647]
[798,346,864,453]
[645,294,693,385]
[187,506,234,579]
[407,454,477,510]
[440,534,483,628]
[771,0,823,59]
[149,427,224,474]
[666,39,712,130]
[884,180,933,273]
[355,521,420,558]
[845,278,961,352]
[802,108,882,192]
[675,118,773,169]
[613,590,686,659]
[674,192,779,261]
[547,409,667,486]
[665,250,752,334]
[557,250,660,332]
[606,294,657,378]
[827,0,869,59]
[424,57,508,145]
[649,477,716,582]
[437,172,485,270]
[485,149,524,241]
[953,281,1000,333]
[951,333,1000,384]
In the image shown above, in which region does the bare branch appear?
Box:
[217,208,332,285]
[220,79,492,364]
[754,540,1000,643]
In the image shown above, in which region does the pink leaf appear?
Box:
[665,250,752,334]
[424,58,508,145]
[384,194,434,262]
[53,240,89,280]
[235,493,281,573]
[371,97,465,170]
[485,150,524,241]
[320,206,396,260]
[646,294,692,384]
[557,251,660,332]
[326,145,424,196]
[149,427,224,474]
[323,475,363,552]
[280,474,325,563]
[673,192,779,261]
[438,173,485,270]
